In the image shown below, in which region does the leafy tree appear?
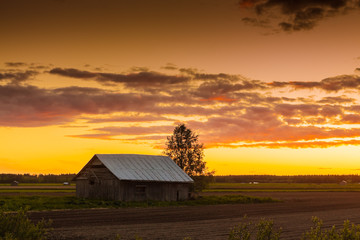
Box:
[164,124,212,177]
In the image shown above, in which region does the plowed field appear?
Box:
[28,191,360,240]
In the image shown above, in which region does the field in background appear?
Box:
[207,182,360,192]
[0,183,75,194]
[0,182,359,211]
[2,182,360,195]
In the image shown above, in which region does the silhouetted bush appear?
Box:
[229,217,281,240]
[0,209,51,240]
[228,217,360,240]
[301,217,360,240]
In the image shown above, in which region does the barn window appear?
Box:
[135,185,147,195]
[89,176,100,185]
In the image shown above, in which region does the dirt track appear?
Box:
[28,192,360,240]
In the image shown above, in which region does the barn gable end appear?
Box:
[74,154,193,201]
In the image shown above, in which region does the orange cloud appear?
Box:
[200,96,236,102]
[239,0,256,8]
[3,63,360,149]
[206,139,360,149]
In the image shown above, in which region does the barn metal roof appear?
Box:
[90,154,193,183]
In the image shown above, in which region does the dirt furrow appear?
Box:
[27,192,360,239]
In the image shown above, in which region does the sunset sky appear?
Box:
[1,0,360,175]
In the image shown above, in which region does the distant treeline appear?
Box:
[2,173,360,184]
[214,175,360,183]
[0,174,76,183]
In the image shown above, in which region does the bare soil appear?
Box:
[26,191,360,240]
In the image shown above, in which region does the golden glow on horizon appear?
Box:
[1,125,360,175]
[205,146,360,175]
[0,126,161,174]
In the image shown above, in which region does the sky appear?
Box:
[1,0,360,175]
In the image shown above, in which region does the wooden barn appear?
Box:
[73,154,194,201]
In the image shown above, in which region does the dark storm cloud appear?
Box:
[49,68,97,79]
[4,62,27,67]
[242,17,270,28]
[319,75,360,91]
[178,67,243,82]
[346,105,360,113]
[240,0,360,32]
[84,115,172,123]
[273,103,345,121]
[0,83,231,127]
[49,68,190,87]
[0,84,169,127]
[0,70,38,84]
[320,105,343,117]
[274,104,320,117]
[49,67,255,97]
[269,75,360,92]
[318,96,355,104]
[98,71,190,87]
[193,79,266,99]
[29,65,51,70]
[342,114,360,123]
[272,81,320,89]
[278,7,326,31]
[161,63,178,71]
[3,62,52,71]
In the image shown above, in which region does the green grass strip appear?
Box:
[0,189,75,193]
[204,188,360,192]
[0,183,71,186]
[0,195,277,211]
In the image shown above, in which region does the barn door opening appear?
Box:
[177,190,180,201]
[135,185,147,201]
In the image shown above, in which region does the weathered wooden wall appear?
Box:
[119,181,190,201]
[77,179,191,201]
[75,157,121,200]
